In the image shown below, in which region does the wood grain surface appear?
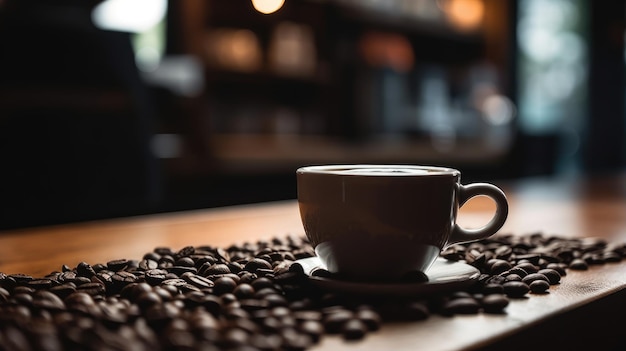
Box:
[1,174,625,350]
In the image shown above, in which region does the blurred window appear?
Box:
[517,0,588,173]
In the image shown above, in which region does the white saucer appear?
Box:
[293,257,480,297]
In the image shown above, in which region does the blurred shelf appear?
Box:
[332,2,484,44]
[197,134,507,174]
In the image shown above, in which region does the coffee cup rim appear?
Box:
[296,164,460,176]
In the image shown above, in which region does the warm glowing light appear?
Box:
[441,0,484,31]
[251,0,285,14]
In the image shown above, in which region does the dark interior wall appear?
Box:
[584,0,626,173]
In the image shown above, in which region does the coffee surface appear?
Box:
[300,165,456,176]
[335,168,433,176]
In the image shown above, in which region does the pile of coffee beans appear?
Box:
[0,232,624,351]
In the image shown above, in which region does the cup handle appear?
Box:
[448,183,509,245]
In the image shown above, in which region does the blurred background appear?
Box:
[0,0,624,230]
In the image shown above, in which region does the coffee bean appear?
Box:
[213,277,237,295]
[76,282,105,296]
[183,274,214,290]
[32,291,65,311]
[145,269,168,286]
[49,284,76,299]
[546,263,567,276]
[537,269,561,285]
[342,318,368,340]
[13,286,36,295]
[515,254,541,265]
[323,309,353,334]
[249,333,283,350]
[250,277,274,291]
[489,259,512,275]
[356,309,381,331]
[506,267,529,277]
[107,259,130,271]
[9,273,33,283]
[504,274,522,282]
[481,294,509,314]
[299,320,324,343]
[502,280,530,298]
[515,262,539,274]
[442,297,481,315]
[200,263,231,276]
[281,328,313,350]
[482,283,505,295]
[529,280,550,294]
[569,259,589,270]
[233,284,255,299]
[175,245,195,258]
[521,273,549,285]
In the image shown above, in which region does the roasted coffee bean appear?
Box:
[521,273,549,285]
[233,284,255,299]
[28,279,54,290]
[489,259,512,275]
[76,282,105,296]
[569,259,589,270]
[356,309,381,331]
[506,267,529,277]
[244,258,273,274]
[200,263,231,276]
[13,286,36,295]
[137,291,163,309]
[546,263,567,276]
[183,274,214,290]
[323,309,353,334]
[227,262,243,274]
[249,333,283,350]
[9,273,33,283]
[537,269,561,284]
[515,254,541,265]
[0,287,10,303]
[502,281,530,298]
[299,320,324,343]
[73,277,91,286]
[442,297,481,315]
[138,259,158,271]
[504,274,522,282]
[213,277,237,295]
[59,271,77,283]
[32,291,65,311]
[13,293,33,306]
[250,277,274,291]
[603,251,621,262]
[92,263,107,272]
[342,318,368,340]
[264,293,288,307]
[529,280,550,294]
[481,294,509,314]
[515,262,539,274]
[49,284,76,299]
[107,259,130,271]
[175,245,195,258]
[281,328,313,350]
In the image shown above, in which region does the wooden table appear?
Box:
[1,173,625,350]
